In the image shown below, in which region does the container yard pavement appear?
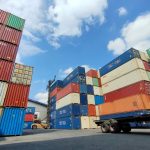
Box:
[0,129,150,150]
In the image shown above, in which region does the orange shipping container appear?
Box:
[88,104,96,116]
[98,94,150,116]
[50,87,61,98]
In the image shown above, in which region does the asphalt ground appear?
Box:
[0,129,150,150]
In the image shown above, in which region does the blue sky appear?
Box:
[0,0,150,103]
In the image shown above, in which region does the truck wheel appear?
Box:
[32,125,37,129]
[121,123,131,133]
[110,123,121,133]
[101,123,110,133]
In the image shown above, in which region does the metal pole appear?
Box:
[46,76,56,129]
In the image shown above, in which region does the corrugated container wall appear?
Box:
[0,81,8,106]
[0,10,8,24]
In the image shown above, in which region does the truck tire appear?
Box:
[101,123,110,133]
[110,123,121,133]
[32,125,37,129]
[121,123,131,133]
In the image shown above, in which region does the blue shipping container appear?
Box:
[80,105,88,116]
[50,119,56,129]
[80,93,88,105]
[95,96,104,105]
[71,75,86,85]
[0,108,25,136]
[50,111,56,120]
[63,66,85,86]
[80,84,87,94]
[50,102,56,112]
[99,48,141,76]
[56,104,81,118]
[55,116,81,129]
[87,85,94,94]
[25,107,35,114]
[50,80,63,92]
[23,121,33,129]
[50,96,56,105]
[100,110,150,120]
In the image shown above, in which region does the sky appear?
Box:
[0,0,150,104]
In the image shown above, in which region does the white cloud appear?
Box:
[59,67,74,79]
[107,12,150,55]
[34,91,48,104]
[118,7,127,16]
[48,0,108,46]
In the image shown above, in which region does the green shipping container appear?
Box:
[7,14,25,31]
[146,49,150,58]
[92,78,99,86]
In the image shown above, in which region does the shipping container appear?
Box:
[80,105,88,116]
[4,83,30,108]
[50,96,56,105]
[23,121,33,129]
[55,116,81,129]
[1,26,22,45]
[92,78,99,86]
[102,69,150,94]
[88,105,96,116]
[50,111,56,120]
[50,80,63,92]
[50,87,62,98]
[0,107,25,135]
[104,81,150,103]
[93,86,103,95]
[0,81,8,106]
[143,61,150,72]
[101,58,148,85]
[86,76,93,85]
[56,104,80,118]
[56,83,79,100]
[87,94,95,104]
[99,48,141,76]
[95,105,99,116]
[87,85,94,94]
[56,93,80,110]
[0,9,8,24]
[0,59,14,81]
[147,49,150,57]
[50,102,56,112]
[86,69,98,78]
[25,114,34,122]
[80,93,88,105]
[95,96,104,105]
[139,51,150,62]
[6,14,25,31]
[50,119,56,129]
[0,41,18,62]
[99,94,150,116]
[25,107,35,114]
[71,74,86,85]
[11,63,33,85]
[89,117,98,128]
[63,66,85,86]
[80,116,90,129]
[80,83,87,93]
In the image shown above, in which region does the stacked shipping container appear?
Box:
[50,67,104,129]
[0,9,33,135]
[98,48,150,120]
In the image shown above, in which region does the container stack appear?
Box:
[50,67,104,129]
[24,107,35,129]
[98,48,150,120]
[0,9,33,136]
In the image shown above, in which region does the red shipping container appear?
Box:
[0,41,18,61]
[4,83,30,108]
[0,10,8,24]
[86,69,98,78]
[56,83,79,100]
[1,26,22,45]
[88,104,96,116]
[0,59,14,81]
[104,81,150,103]
[50,87,61,98]
[25,114,34,122]
[143,61,150,72]
[98,78,102,87]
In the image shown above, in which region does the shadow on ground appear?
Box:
[0,131,150,150]
[0,137,5,141]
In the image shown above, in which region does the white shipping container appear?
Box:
[101,58,146,85]
[89,117,98,129]
[0,81,8,106]
[93,86,103,95]
[86,76,93,85]
[102,69,150,94]
[95,105,99,116]
[56,93,80,110]
[87,95,95,104]
[81,116,90,129]
[139,51,150,62]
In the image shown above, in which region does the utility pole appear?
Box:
[46,75,56,129]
